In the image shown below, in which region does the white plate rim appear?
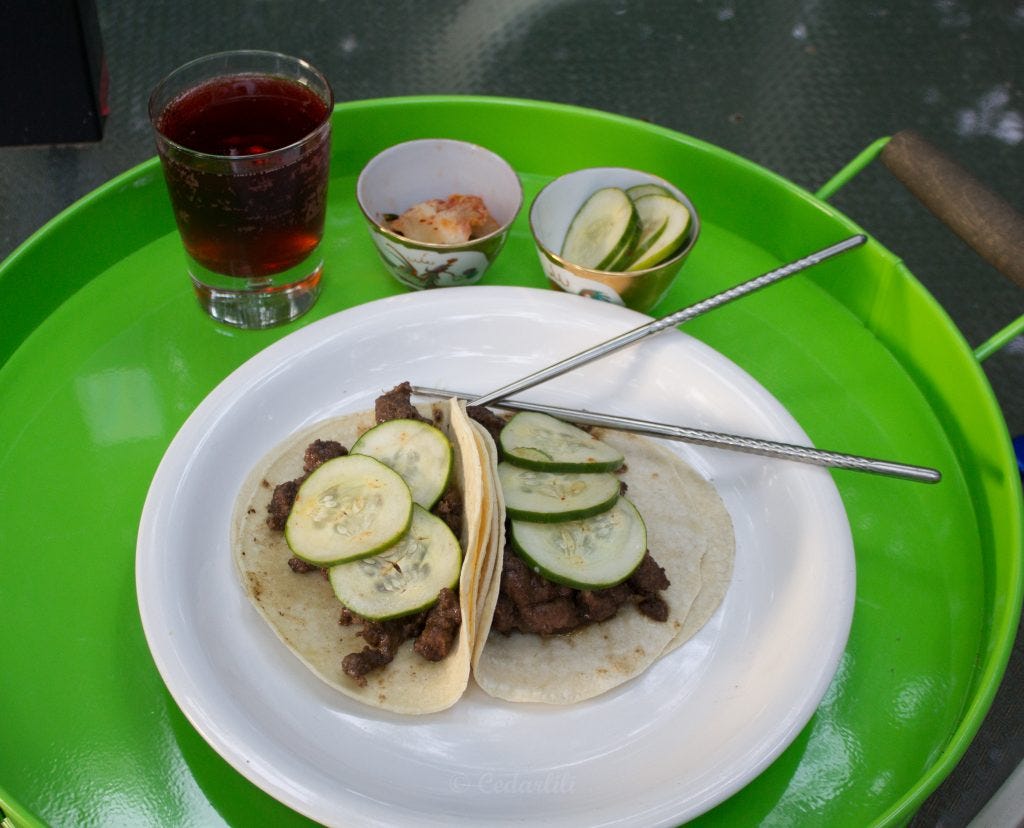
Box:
[136,285,856,827]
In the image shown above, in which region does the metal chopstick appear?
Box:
[468,234,867,408]
[413,385,941,484]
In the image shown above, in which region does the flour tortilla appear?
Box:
[467,416,506,667]
[473,429,735,705]
[231,399,490,715]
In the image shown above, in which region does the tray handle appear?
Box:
[880,129,1024,291]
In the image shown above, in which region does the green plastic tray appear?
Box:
[1,96,1020,827]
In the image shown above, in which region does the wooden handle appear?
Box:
[880,130,1024,290]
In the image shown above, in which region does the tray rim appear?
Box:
[0,94,1021,827]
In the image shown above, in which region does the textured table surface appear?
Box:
[1,2,1021,825]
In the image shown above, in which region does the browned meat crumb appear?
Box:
[266,478,302,531]
[303,438,347,472]
[341,614,419,686]
[375,381,427,424]
[577,583,633,623]
[492,593,518,632]
[339,589,463,684]
[516,597,581,636]
[501,551,573,608]
[287,556,321,574]
[341,647,394,686]
[637,595,670,622]
[413,587,462,661]
[466,405,509,447]
[627,553,670,594]
[492,540,671,636]
[432,487,463,539]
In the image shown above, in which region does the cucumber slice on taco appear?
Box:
[231,383,496,715]
[466,410,736,705]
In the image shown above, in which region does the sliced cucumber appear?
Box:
[511,497,647,590]
[328,504,462,620]
[627,213,668,264]
[500,411,624,473]
[351,418,453,508]
[625,182,672,200]
[561,187,639,270]
[285,454,413,566]
[498,462,620,523]
[625,193,691,271]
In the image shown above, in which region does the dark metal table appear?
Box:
[1,2,1021,825]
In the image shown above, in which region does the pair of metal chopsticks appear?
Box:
[417,235,942,484]
[413,387,940,483]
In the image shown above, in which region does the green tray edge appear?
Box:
[864,258,1024,826]
[0,94,1021,827]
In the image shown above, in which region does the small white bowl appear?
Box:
[530,167,700,312]
[356,139,523,289]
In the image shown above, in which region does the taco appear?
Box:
[231,383,497,715]
[466,408,736,705]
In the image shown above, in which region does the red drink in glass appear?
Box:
[150,51,333,328]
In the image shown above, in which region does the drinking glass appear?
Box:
[149,51,333,329]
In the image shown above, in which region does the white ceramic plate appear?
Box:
[136,286,855,828]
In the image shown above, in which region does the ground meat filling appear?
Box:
[265,441,344,531]
[287,556,321,574]
[492,535,671,636]
[467,405,669,636]
[432,486,463,538]
[340,587,462,685]
[414,586,462,660]
[264,382,463,682]
[303,438,347,472]
[375,380,429,424]
[466,405,508,444]
[266,478,301,531]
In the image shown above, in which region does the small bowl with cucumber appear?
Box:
[529,167,700,312]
